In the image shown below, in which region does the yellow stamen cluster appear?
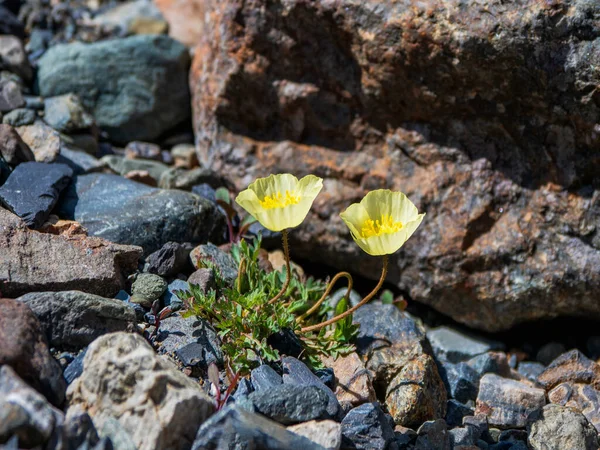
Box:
[361,215,403,238]
[259,190,301,209]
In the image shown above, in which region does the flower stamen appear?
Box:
[361,215,403,238]
[259,190,301,209]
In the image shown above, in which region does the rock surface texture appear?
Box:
[183,0,600,331]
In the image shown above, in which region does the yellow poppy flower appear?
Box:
[340,189,425,256]
[235,173,323,232]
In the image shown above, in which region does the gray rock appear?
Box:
[0,365,64,448]
[146,241,193,277]
[63,350,86,385]
[287,420,342,450]
[467,352,512,379]
[0,208,142,298]
[475,374,546,428]
[44,94,94,133]
[59,411,101,450]
[56,146,103,175]
[340,403,395,450]
[0,79,23,113]
[37,35,191,143]
[248,384,330,425]
[190,242,238,285]
[427,326,504,363]
[57,173,224,254]
[0,162,72,229]
[187,268,217,293]
[0,5,24,38]
[125,141,162,161]
[2,108,36,127]
[437,361,480,403]
[251,364,283,391]
[0,36,32,81]
[463,415,492,443]
[67,332,214,450]
[97,418,137,450]
[162,279,187,311]
[16,291,136,351]
[16,120,61,163]
[449,426,476,447]
[445,400,474,427]
[414,420,452,450]
[191,405,326,450]
[0,154,9,184]
[158,166,224,190]
[0,123,34,166]
[93,0,167,36]
[131,273,167,307]
[282,356,341,419]
[101,154,170,182]
[527,403,599,450]
[517,362,546,383]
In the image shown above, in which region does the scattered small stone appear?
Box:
[0,162,72,229]
[251,364,283,392]
[44,94,94,133]
[463,415,493,444]
[427,326,504,364]
[163,279,188,311]
[467,352,512,378]
[172,143,198,168]
[315,368,335,390]
[0,123,34,165]
[0,298,66,407]
[63,350,86,385]
[125,141,162,161]
[437,360,480,403]
[191,183,216,202]
[0,36,31,81]
[288,420,341,450]
[16,291,136,350]
[445,400,475,427]
[2,108,36,126]
[187,267,217,292]
[323,351,376,413]
[0,79,24,113]
[16,120,61,163]
[190,242,238,285]
[124,169,157,186]
[395,425,418,449]
[93,0,167,36]
[282,356,341,419]
[527,403,599,450]
[146,241,193,277]
[131,273,167,308]
[102,154,170,181]
[536,342,567,366]
[268,328,304,358]
[414,420,452,450]
[56,146,103,175]
[67,332,215,450]
[0,5,24,38]
[0,365,64,448]
[449,426,477,447]
[191,405,325,450]
[159,166,224,190]
[537,349,600,390]
[475,374,546,428]
[247,384,330,425]
[341,403,396,450]
[517,361,546,383]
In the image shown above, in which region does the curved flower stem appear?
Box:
[296,271,353,323]
[267,229,291,305]
[300,255,388,333]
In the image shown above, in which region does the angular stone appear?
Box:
[414,420,452,450]
[125,141,162,161]
[547,382,600,433]
[445,400,475,428]
[163,279,187,310]
[0,162,72,229]
[102,154,170,182]
[527,404,599,450]
[0,79,23,113]
[247,384,330,425]
[0,36,31,81]
[171,143,198,168]
[427,326,504,363]
[44,94,94,133]
[325,351,376,413]
[251,364,283,392]
[0,365,64,448]
[517,362,546,383]
[158,166,224,190]
[190,242,237,284]
[340,403,395,450]
[146,241,193,277]
[0,5,24,38]
[0,208,142,297]
[537,350,600,391]
[2,108,36,127]
[0,298,66,407]
[16,291,136,351]
[16,120,61,163]
[282,356,341,419]
[475,374,546,428]
[37,35,191,143]
[187,268,216,292]
[57,173,224,254]
[131,273,167,308]
[288,420,341,450]
[56,146,103,175]
[184,0,600,332]
[191,405,326,450]
[67,332,214,450]
[467,352,512,379]
[63,350,86,385]
[437,361,480,403]
[0,124,34,165]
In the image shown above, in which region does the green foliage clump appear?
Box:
[178,236,357,375]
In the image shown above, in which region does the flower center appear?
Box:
[361,215,403,238]
[259,190,301,209]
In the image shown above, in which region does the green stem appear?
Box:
[300,255,388,333]
[296,271,353,323]
[267,229,291,305]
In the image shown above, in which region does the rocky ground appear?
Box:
[1,0,600,449]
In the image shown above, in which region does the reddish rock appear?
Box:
[0,123,34,165]
[154,0,206,47]
[0,208,142,297]
[0,297,66,407]
[323,352,376,413]
[537,350,600,391]
[184,0,600,331]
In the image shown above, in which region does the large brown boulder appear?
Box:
[183,0,600,331]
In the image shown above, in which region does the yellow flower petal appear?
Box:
[235,173,323,232]
[340,189,424,256]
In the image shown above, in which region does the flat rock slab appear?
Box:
[57,173,223,255]
[16,291,137,351]
[0,208,141,297]
[476,373,546,429]
[0,298,66,407]
[37,35,190,143]
[0,162,72,229]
